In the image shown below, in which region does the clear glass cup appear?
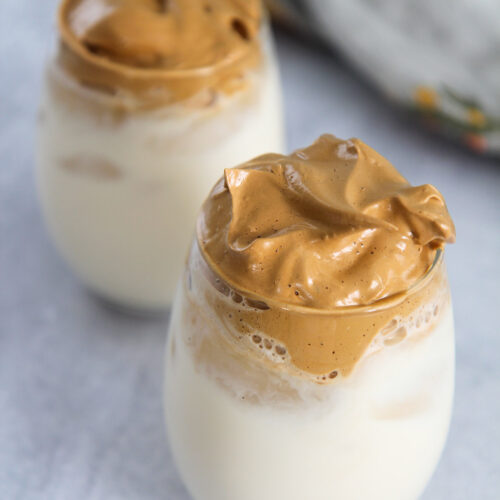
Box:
[36,10,284,312]
[165,240,454,500]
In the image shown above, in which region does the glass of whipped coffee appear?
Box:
[165,135,456,500]
[37,0,284,311]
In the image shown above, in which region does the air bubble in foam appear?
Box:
[275,345,286,356]
[370,296,447,356]
[382,319,398,335]
[314,369,341,384]
[384,326,407,346]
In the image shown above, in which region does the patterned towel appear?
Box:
[268,0,500,155]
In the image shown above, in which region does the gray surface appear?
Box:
[1,1,499,499]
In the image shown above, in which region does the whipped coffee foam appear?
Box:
[196,135,455,374]
[58,0,262,106]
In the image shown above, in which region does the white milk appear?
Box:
[165,253,454,500]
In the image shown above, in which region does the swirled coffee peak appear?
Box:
[57,0,261,104]
[199,134,455,309]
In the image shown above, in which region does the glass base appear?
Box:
[90,289,171,320]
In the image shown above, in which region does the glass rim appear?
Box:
[195,238,445,317]
[57,0,265,81]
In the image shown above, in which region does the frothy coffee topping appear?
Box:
[195,135,455,377]
[199,134,455,309]
[57,0,261,105]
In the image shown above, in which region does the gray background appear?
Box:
[1,1,499,499]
